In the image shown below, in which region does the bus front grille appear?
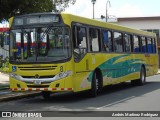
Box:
[18,66,57,71]
[27,85,49,88]
[22,75,55,79]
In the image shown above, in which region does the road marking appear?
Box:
[96,96,135,110]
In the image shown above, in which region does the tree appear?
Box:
[0,0,76,22]
[53,0,76,12]
[0,0,54,21]
[0,0,76,21]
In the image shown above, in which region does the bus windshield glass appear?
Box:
[10,26,71,63]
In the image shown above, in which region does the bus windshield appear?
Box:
[10,26,71,63]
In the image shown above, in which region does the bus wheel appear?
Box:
[131,66,146,86]
[42,91,51,99]
[90,71,102,97]
[138,66,146,85]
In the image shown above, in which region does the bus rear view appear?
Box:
[9,13,73,99]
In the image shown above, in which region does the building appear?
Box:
[0,28,9,59]
[110,16,160,67]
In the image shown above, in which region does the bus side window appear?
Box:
[102,30,112,52]
[152,38,156,53]
[89,28,100,52]
[73,25,87,61]
[133,35,140,53]
[141,37,147,53]
[114,32,123,52]
[147,38,153,53]
[124,34,132,52]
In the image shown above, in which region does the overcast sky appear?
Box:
[64,0,160,18]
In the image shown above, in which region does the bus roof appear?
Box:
[11,12,155,38]
[61,13,156,38]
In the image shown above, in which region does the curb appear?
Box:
[0,86,9,90]
[0,91,41,102]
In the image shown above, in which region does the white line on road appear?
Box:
[96,96,135,110]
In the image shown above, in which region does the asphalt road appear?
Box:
[0,74,160,119]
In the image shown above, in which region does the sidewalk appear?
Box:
[0,72,9,90]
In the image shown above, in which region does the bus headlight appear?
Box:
[54,70,72,80]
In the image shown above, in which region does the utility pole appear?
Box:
[91,0,96,19]
[106,0,111,22]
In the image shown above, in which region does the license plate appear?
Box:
[34,80,41,85]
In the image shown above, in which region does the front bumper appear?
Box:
[10,75,74,92]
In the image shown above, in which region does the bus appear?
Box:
[9,13,158,99]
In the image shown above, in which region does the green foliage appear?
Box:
[0,0,76,22]
[0,56,9,73]
[0,0,55,21]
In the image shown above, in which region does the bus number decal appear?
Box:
[60,66,63,72]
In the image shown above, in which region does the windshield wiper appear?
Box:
[40,26,52,41]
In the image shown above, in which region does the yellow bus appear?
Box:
[9,13,158,99]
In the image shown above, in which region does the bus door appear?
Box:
[73,25,93,91]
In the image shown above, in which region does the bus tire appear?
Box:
[90,70,103,97]
[90,72,97,97]
[131,66,146,86]
[138,66,146,86]
[42,91,51,99]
